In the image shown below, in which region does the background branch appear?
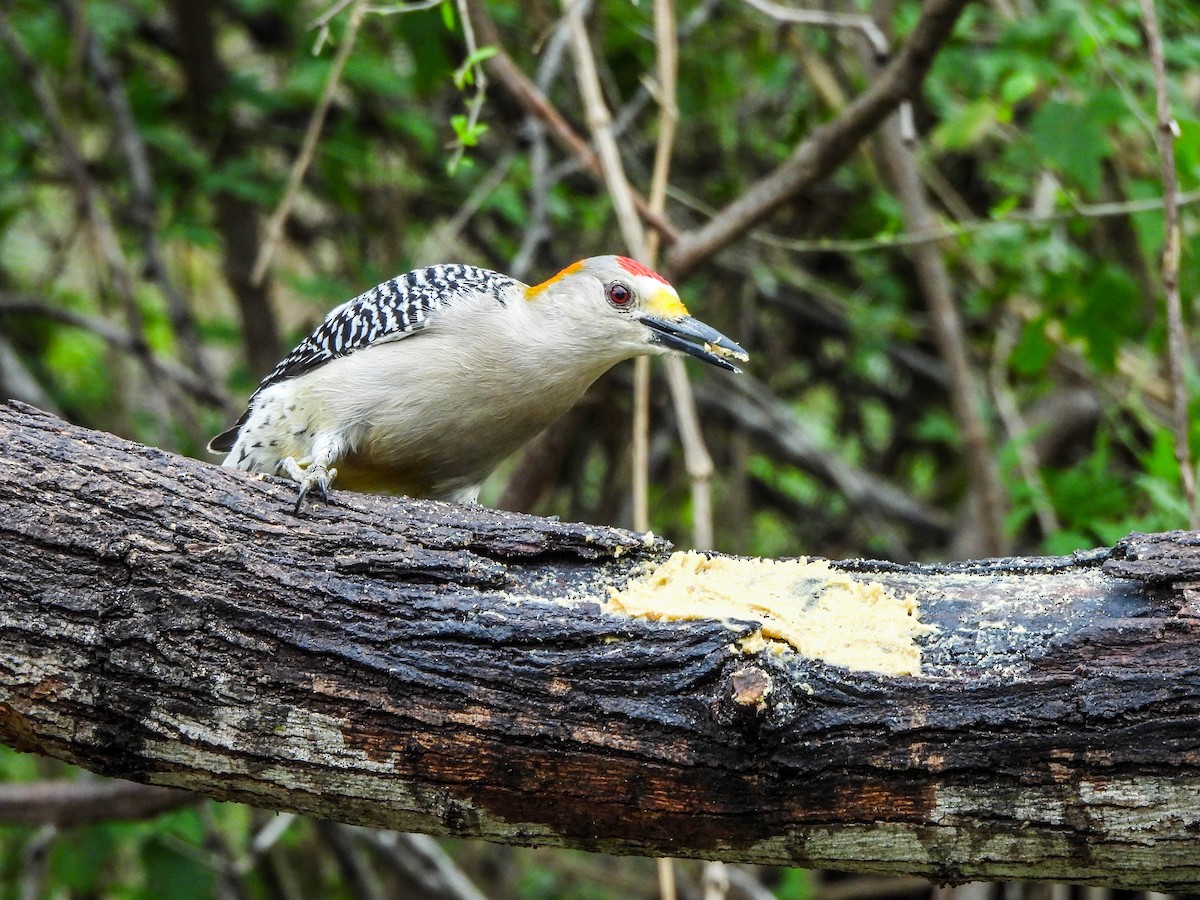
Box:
[0,294,228,408]
[251,0,366,286]
[1139,0,1197,527]
[64,2,213,386]
[465,0,679,244]
[0,779,197,828]
[872,94,1006,556]
[664,0,971,278]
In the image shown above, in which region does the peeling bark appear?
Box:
[1,401,1199,889]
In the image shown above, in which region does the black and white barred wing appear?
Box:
[208,264,518,453]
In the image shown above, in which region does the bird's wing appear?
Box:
[258,264,519,389]
[208,264,520,453]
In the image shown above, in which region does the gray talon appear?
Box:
[292,463,337,515]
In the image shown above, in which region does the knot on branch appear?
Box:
[713,663,775,731]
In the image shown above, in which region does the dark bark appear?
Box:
[1,401,1200,890]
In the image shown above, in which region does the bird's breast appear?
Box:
[302,327,606,495]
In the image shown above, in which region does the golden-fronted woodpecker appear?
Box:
[209,255,748,511]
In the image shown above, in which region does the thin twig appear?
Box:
[693,373,951,535]
[741,0,889,59]
[724,866,783,900]
[636,0,685,537]
[251,0,367,286]
[0,334,60,414]
[317,823,387,900]
[1077,6,1156,140]
[426,152,516,253]
[666,185,1200,255]
[1139,0,1197,527]
[557,0,654,535]
[702,860,730,900]
[445,0,488,174]
[65,2,213,383]
[313,0,443,51]
[657,857,678,900]
[633,357,652,532]
[0,13,190,436]
[0,18,144,338]
[353,830,488,900]
[540,0,720,190]
[311,0,357,31]
[866,34,1006,554]
[560,0,648,256]
[509,8,576,280]
[19,825,55,900]
[645,1,678,262]
[0,779,197,827]
[664,356,715,547]
[649,0,717,551]
[464,0,679,243]
[991,315,1060,538]
[0,294,228,408]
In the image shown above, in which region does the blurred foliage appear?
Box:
[1,0,1200,895]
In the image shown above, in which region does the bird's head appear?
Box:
[524,255,749,373]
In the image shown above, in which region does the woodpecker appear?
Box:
[210,255,748,511]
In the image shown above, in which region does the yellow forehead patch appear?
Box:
[645,286,689,319]
[524,259,585,300]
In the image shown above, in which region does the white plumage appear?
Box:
[210,256,748,510]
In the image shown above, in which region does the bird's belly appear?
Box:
[263,333,609,500]
[342,400,565,499]
[331,457,438,497]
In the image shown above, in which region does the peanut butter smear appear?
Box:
[607,551,934,675]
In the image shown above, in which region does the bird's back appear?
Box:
[209,264,523,457]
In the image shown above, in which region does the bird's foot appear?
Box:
[282,458,338,514]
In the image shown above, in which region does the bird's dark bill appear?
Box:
[642,315,749,373]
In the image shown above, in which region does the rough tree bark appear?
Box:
[1,400,1199,890]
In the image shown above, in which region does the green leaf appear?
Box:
[462,46,497,68]
[1011,316,1054,376]
[450,115,487,147]
[912,410,961,446]
[1174,117,1200,191]
[1000,70,1038,104]
[1043,529,1095,556]
[452,47,496,90]
[932,99,1000,151]
[143,836,215,900]
[1063,264,1139,372]
[1029,100,1110,196]
[50,824,117,892]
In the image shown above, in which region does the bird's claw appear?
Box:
[291,463,337,515]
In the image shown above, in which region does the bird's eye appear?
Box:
[607,282,633,308]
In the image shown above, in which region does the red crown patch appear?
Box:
[616,256,670,285]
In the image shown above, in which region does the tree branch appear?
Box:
[251,0,366,287]
[0,779,197,828]
[872,108,1005,557]
[3,400,1200,890]
[171,0,282,379]
[665,0,971,278]
[0,293,229,409]
[1139,0,1197,527]
[64,2,214,385]
[463,0,679,244]
[692,374,951,537]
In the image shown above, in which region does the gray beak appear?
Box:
[642,315,749,373]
